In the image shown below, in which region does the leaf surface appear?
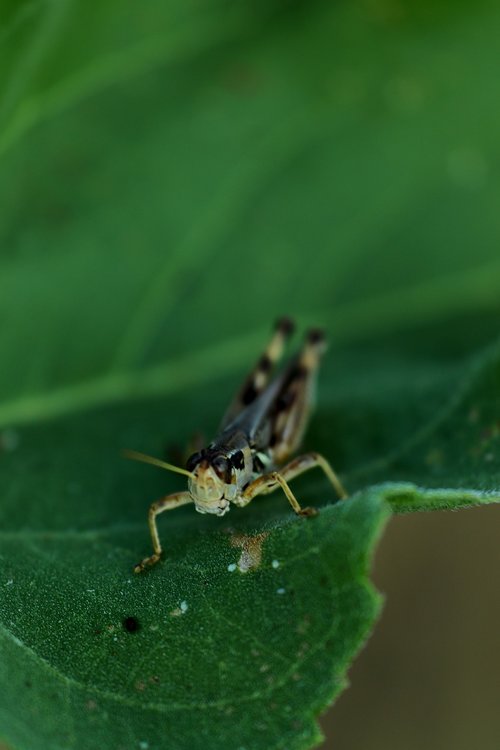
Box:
[0,486,388,750]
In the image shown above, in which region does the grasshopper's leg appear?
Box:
[219,317,295,430]
[276,452,348,501]
[269,330,327,465]
[134,491,192,573]
[241,471,317,517]
[240,452,347,516]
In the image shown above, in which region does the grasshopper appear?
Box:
[127,318,347,573]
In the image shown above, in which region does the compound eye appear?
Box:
[211,455,229,478]
[186,452,202,472]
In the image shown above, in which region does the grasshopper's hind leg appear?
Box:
[239,452,347,516]
[220,317,295,429]
[134,491,192,573]
[269,329,328,465]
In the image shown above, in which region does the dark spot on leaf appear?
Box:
[123,616,140,633]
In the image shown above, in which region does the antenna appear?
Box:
[123,449,195,479]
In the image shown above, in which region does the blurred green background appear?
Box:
[1,1,500,748]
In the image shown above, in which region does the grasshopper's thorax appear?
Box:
[186,433,253,516]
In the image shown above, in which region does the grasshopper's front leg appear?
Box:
[239,452,347,516]
[134,491,192,573]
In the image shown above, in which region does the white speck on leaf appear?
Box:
[276,588,286,595]
[171,601,189,616]
[272,559,280,569]
[5,580,13,586]
[227,563,237,572]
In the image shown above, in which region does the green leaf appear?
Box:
[1,1,500,749]
[1,344,499,750]
[0,487,388,750]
